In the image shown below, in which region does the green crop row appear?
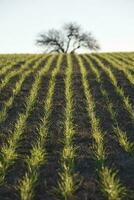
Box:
[58,54,76,200]
[0,55,55,185]
[83,55,134,154]
[90,54,134,122]
[76,55,126,200]
[19,54,63,200]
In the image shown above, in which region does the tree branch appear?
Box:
[54,40,65,53]
[71,45,80,53]
[65,36,72,53]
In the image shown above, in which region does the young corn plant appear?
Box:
[108,53,134,73]
[82,54,101,82]
[58,54,76,200]
[83,54,134,154]
[89,54,134,122]
[111,53,134,69]
[85,54,134,154]
[113,126,134,153]
[0,54,41,91]
[18,54,63,200]
[0,54,31,74]
[76,55,126,200]
[0,70,31,123]
[98,54,134,86]
[99,166,126,200]
[0,55,56,185]
[0,61,22,77]
[104,90,134,154]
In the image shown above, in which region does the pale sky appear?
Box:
[0,0,134,53]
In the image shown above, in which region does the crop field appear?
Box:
[0,52,134,200]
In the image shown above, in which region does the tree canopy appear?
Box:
[36,22,100,53]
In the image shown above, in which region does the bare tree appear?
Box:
[36,22,100,53]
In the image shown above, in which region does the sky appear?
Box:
[0,0,134,53]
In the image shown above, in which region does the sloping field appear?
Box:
[0,52,134,200]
